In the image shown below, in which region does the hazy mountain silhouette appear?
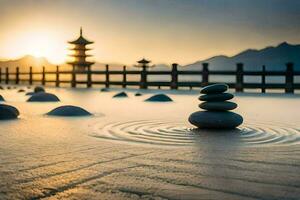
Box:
[0,55,57,71]
[184,42,300,71]
[0,42,299,72]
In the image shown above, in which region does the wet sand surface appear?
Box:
[0,87,299,200]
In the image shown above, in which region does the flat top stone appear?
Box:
[27,92,60,102]
[47,105,92,116]
[199,101,237,111]
[200,84,228,94]
[199,93,234,102]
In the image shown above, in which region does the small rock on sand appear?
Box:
[100,88,109,92]
[18,89,26,93]
[113,92,128,98]
[135,92,142,96]
[47,105,92,116]
[27,93,60,102]
[0,104,20,120]
[34,86,45,93]
[145,94,173,102]
[0,95,5,101]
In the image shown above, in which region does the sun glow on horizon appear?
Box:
[2,30,67,64]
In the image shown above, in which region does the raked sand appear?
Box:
[0,87,300,200]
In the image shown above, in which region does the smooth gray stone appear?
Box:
[113,92,128,98]
[34,86,45,93]
[200,84,228,94]
[0,104,19,120]
[27,93,60,102]
[145,94,173,102]
[0,95,4,101]
[189,111,243,129]
[199,101,237,111]
[47,105,92,116]
[199,93,234,102]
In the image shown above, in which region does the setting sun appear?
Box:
[3,30,67,64]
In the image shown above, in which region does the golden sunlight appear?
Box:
[8,30,67,64]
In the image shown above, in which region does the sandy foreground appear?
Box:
[0,87,300,200]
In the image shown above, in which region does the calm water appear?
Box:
[0,86,299,199]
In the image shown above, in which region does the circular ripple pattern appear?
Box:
[91,120,300,147]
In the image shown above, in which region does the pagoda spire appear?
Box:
[80,27,82,36]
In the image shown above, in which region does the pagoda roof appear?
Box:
[67,61,95,66]
[137,58,151,64]
[69,47,92,51]
[68,27,93,45]
[68,54,93,57]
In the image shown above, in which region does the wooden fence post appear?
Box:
[140,66,147,89]
[56,66,60,87]
[71,66,76,88]
[0,68,2,83]
[29,66,33,85]
[5,67,9,84]
[201,63,209,87]
[285,62,294,93]
[42,66,46,85]
[122,66,127,88]
[87,66,92,88]
[261,65,266,93]
[16,67,20,85]
[236,63,244,92]
[171,63,178,89]
[105,65,110,88]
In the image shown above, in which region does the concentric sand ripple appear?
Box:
[91,120,300,147]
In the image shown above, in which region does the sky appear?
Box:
[0,0,299,65]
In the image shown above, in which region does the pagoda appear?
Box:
[68,27,94,71]
[135,58,153,70]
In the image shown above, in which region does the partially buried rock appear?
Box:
[199,101,237,111]
[200,83,228,94]
[0,86,4,90]
[18,89,25,93]
[0,95,5,101]
[0,104,19,120]
[145,94,173,102]
[135,92,142,96]
[100,88,109,92]
[199,93,233,102]
[189,111,243,129]
[113,92,128,98]
[47,105,92,116]
[34,86,45,93]
[27,92,60,102]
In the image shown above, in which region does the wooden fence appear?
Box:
[0,62,299,93]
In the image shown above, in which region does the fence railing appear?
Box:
[0,63,299,93]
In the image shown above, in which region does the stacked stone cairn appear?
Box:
[189,83,243,129]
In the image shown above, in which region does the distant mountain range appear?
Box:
[184,42,300,71]
[0,42,299,72]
